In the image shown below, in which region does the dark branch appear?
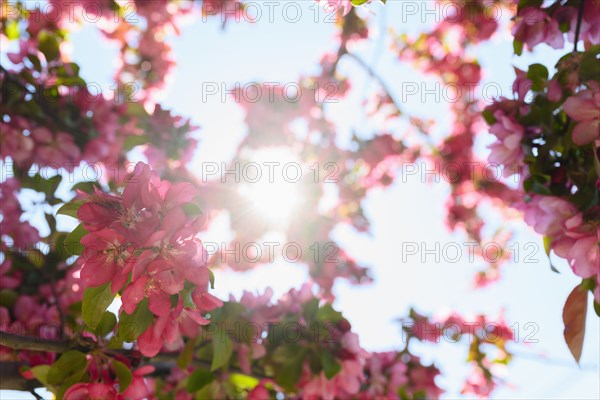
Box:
[344,52,402,113]
[0,332,91,353]
[0,362,39,391]
[573,0,585,52]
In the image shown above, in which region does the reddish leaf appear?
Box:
[562,284,588,364]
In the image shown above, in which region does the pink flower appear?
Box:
[461,367,495,398]
[248,380,271,400]
[318,0,353,15]
[553,217,600,298]
[30,127,81,168]
[122,366,155,399]
[136,297,211,357]
[63,382,118,400]
[487,111,525,176]
[77,188,122,232]
[518,195,578,237]
[79,228,131,291]
[0,179,40,247]
[0,260,20,289]
[563,89,600,145]
[512,7,565,51]
[0,119,35,164]
[361,352,408,399]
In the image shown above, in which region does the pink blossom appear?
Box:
[552,217,600,299]
[247,380,271,399]
[0,179,40,247]
[79,228,131,290]
[512,7,565,51]
[461,367,495,398]
[360,352,408,399]
[487,111,525,176]
[136,297,212,357]
[0,260,21,290]
[518,195,578,237]
[122,366,155,399]
[63,382,118,400]
[318,0,353,15]
[0,119,35,164]
[563,89,600,145]
[30,127,81,168]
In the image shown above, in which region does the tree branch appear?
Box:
[573,0,585,52]
[0,362,38,391]
[344,52,403,113]
[0,332,91,353]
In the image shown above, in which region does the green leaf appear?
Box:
[20,173,62,197]
[27,55,42,72]
[56,201,83,219]
[96,311,117,337]
[0,289,18,308]
[228,373,259,390]
[5,20,20,40]
[274,346,306,391]
[482,108,497,125]
[124,135,148,150]
[38,30,60,61]
[527,63,549,91]
[513,39,523,56]
[303,298,320,324]
[82,283,116,329]
[209,269,215,289]
[577,45,600,82]
[45,212,56,232]
[178,339,196,369]
[72,181,100,194]
[321,351,341,379]
[30,365,50,386]
[112,360,133,392]
[317,304,343,323]
[64,223,88,256]
[118,299,153,342]
[563,283,588,364]
[47,350,87,386]
[594,301,600,318]
[186,368,213,393]
[211,326,233,371]
[543,236,559,273]
[183,203,203,217]
[351,0,369,5]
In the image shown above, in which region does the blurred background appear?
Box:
[3,1,599,398]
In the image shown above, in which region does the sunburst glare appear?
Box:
[237,147,303,227]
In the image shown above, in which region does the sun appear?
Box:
[237,147,303,227]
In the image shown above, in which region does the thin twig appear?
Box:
[48,275,66,340]
[573,0,585,52]
[344,52,401,112]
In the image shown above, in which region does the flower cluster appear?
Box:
[149,285,455,399]
[402,309,514,398]
[484,0,600,307]
[519,196,600,301]
[62,357,155,400]
[0,179,40,247]
[76,162,222,356]
[0,258,83,373]
[512,1,600,53]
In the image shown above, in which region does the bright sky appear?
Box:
[2,1,599,399]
